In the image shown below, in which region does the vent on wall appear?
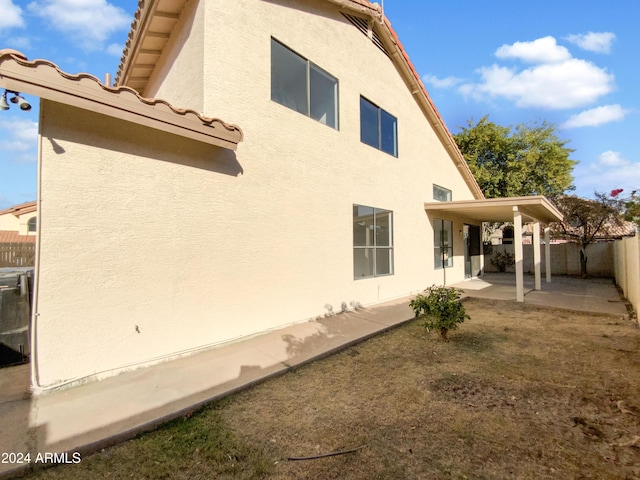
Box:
[341,13,390,58]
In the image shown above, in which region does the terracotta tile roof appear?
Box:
[0,49,243,150]
[0,201,36,217]
[0,230,36,243]
[550,220,637,240]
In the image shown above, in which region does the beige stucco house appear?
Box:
[0,200,37,238]
[1,0,561,391]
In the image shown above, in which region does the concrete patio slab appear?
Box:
[452,273,629,318]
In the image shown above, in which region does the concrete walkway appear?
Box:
[0,275,630,478]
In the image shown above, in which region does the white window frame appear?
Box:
[353,204,394,279]
[433,184,452,202]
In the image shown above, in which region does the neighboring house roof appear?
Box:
[115,0,484,200]
[0,230,36,243]
[549,220,637,241]
[0,49,243,151]
[0,201,36,218]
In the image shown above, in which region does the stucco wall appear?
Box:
[196,0,477,295]
[614,236,640,317]
[33,0,481,388]
[0,213,20,231]
[485,243,615,277]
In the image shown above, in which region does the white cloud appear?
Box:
[6,36,32,50]
[27,0,130,51]
[422,74,463,89]
[574,151,640,196]
[564,32,616,54]
[495,36,571,64]
[459,36,616,110]
[598,151,630,167]
[460,58,614,109]
[0,0,24,30]
[0,118,39,155]
[106,43,124,57]
[562,104,630,129]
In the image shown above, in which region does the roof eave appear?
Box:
[0,49,243,151]
[116,0,188,90]
[423,196,564,224]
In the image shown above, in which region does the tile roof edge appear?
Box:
[376,15,484,199]
[0,200,37,217]
[0,49,243,141]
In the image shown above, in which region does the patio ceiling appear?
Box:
[424,196,563,224]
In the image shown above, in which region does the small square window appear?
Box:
[433,184,452,202]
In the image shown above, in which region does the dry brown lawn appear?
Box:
[28,298,640,479]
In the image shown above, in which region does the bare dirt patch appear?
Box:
[28,298,640,479]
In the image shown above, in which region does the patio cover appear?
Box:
[424,196,564,302]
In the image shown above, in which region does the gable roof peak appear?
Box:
[115,0,483,198]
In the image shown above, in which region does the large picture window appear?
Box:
[353,205,394,278]
[271,38,338,129]
[434,219,453,269]
[360,96,397,156]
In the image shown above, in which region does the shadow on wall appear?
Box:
[323,301,363,317]
[43,104,244,179]
[282,300,381,361]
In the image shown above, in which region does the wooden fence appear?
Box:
[0,242,36,267]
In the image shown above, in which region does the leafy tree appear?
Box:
[454,116,577,198]
[551,193,623,278]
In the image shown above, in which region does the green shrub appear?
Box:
[409,285,469,341]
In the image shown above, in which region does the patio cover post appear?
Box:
[544,227,551,283]
[533,222,541,290]
[513,207,524,302]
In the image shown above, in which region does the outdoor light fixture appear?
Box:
[1,90,31,111]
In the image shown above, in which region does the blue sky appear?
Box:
[0,0,638,209]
